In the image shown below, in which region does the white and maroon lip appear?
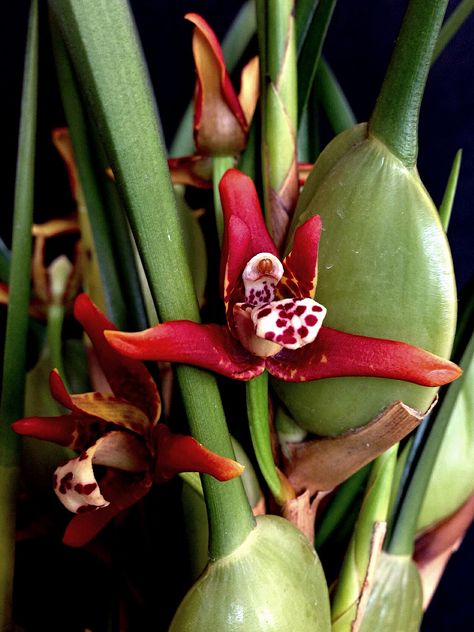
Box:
[251,298,326,351]
[242,253,284,306]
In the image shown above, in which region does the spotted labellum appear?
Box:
[12,294,243,546]
[105,169,460,390]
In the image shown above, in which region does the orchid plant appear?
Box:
[1,1,473,630]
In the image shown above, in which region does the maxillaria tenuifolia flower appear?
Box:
[12,294,243,546]
[105,169,460,389]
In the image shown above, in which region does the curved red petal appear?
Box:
[280,215,322,299]
[266,326,462,386]
[105,321,264,381]
[74,294,160,423]
[154,424,244,483]
[220,169,277,297]
[223,215,253,312]
[12,414,106,450]
[62,470,152,547]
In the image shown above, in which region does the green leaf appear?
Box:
[439,149,462,231]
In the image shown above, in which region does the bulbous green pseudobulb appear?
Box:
[358,552,423,632]
[169,515,331,632]
[274,124,457,435]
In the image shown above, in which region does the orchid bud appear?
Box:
[169,516,331,631]
[275,124,457,436]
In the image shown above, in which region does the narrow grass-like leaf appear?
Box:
[296,0,337,123]
[433,0,474,63]
[0,1,38,626]
[49,0,254,560]
[439,149,462,231]
[315,58,356,134]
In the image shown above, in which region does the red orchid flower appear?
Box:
[168,14,259,188]
[12,294,243,547]
[105,169,461,388]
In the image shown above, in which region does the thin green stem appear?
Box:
[212,155,235,245]
[433,0,474,63]
[369,0,449,168]
[49,0,254,560]
[0,1,38,627]
[246,372,288,504]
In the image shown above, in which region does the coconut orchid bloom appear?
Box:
[12,294,243,547]
[105,169,461,388]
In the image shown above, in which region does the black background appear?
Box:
[2,1,473,630]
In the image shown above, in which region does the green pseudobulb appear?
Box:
[169,515,331,631]
[274,124,457,436]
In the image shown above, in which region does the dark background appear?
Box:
[2,1,473,630]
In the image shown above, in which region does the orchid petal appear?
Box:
[0,282,8,306]
[154,424,244,483]
[220,169,277,303]
[266,326,463,385]
[185,13,247,155]
[63,469,152,547]
[74,294,161,423]
[54,432,149,515]
[105,321,264,380]
[54,443,109,514]
[48,367,151,436]
[12,413,107,451]
[238,56,259,125]
[279,215,322,299]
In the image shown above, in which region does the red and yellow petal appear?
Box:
[266,325,462,385]
[279,215,322,300]
[186,13,248,155]
[12,413,107,451]
[105,321,265,380]
[154,424,244,483]
[74,294,161,423]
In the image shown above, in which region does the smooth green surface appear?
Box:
[369,0,449,167]
[276,126,457,435]
[315,58,356,134]
[358,552,423,632]
[170,515,331,632]
[50,0,254,560]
